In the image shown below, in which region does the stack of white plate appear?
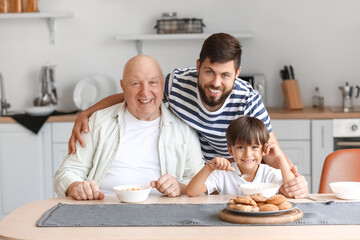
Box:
[73,75,118,111]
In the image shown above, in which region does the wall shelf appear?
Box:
[0,12,74,44]
[115,32,254,54]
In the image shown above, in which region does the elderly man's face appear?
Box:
[121,56,164,121]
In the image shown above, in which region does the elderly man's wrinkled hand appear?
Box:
[283,171,309,199]
[67,180,105,200]
[150,174,182,197]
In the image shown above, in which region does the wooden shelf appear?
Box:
[115,32,254,54]
[0,12,74,44]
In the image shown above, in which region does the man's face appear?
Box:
[197,58,241,111]
[121,57,164,121]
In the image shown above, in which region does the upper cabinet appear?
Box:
[0,12,74,44]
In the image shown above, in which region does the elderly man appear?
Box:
[54,55,204,200]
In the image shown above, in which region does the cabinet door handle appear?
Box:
[336,141,360,147]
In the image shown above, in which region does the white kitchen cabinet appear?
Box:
[311,120,333,193]
[0,123,53,220]
[51,122,73,196]
[271,120,312,192]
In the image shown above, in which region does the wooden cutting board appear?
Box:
[219,208,303,224]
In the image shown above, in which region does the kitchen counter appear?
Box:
[1,107,360,124]
[268,107,360,119]
[0,113,79,123]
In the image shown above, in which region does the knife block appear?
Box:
[282,80,303,110]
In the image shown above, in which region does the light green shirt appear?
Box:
[54,102,204,197]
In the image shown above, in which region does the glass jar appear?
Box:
[0,0,11,13]
[13,0,23,12]
[25,0,38,12]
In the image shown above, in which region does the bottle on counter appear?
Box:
[312,87,320,108]
[0,0,11,13]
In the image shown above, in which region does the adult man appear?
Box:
[68,33,308,198]
[55,55,204,200]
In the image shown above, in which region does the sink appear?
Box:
[328,106,360,113]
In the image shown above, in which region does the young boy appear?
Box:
[186,116,296,197]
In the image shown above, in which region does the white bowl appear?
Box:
[240,183,280,198]
[329,181,360,200]
[25,106,55,116]
[113,185,151,203]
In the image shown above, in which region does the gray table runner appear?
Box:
[37,202,360,227]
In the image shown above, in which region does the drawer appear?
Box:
[271,120,310,140]
[52,122,73,142]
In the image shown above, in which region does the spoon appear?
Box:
[307,196,334,205]
[202,158,248,177]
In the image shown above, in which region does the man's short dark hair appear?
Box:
[199,33,242,70]
[226,116,269,147]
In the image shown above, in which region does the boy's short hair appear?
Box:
[226,116,270,146]
[199,33,242,70]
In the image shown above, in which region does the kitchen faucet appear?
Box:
[0,72,11,116]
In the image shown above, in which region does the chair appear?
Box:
[318,149,360,193]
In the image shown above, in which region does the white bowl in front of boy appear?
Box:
[240,183,280,198]
[113,185,151,203]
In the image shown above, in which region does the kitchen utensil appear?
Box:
[47,65,58,105]
[338,82,360,111]
[289,65,295,79]
[40,68,52,106]
[284,66,290,80]
[307,196,334,205]
[202,158,248,177]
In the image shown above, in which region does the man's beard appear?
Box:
[198,84,232,108]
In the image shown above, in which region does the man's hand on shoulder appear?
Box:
[282,167,309,199]
[68,111,90,154]
[66,180,105,200]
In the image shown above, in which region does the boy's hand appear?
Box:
[207,157,235,172]
[263,143,283,159]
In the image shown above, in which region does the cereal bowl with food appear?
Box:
[240,183,280,198]
[113,185,151,203]
[329,181,360,200]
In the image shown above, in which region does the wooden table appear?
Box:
[0,194,359,240]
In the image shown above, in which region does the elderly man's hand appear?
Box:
[68,111,90,154]
[67,180,105,200]
[283,166,309,199]
[150,174,183,197]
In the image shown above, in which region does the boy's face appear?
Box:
[228,143,264,173]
